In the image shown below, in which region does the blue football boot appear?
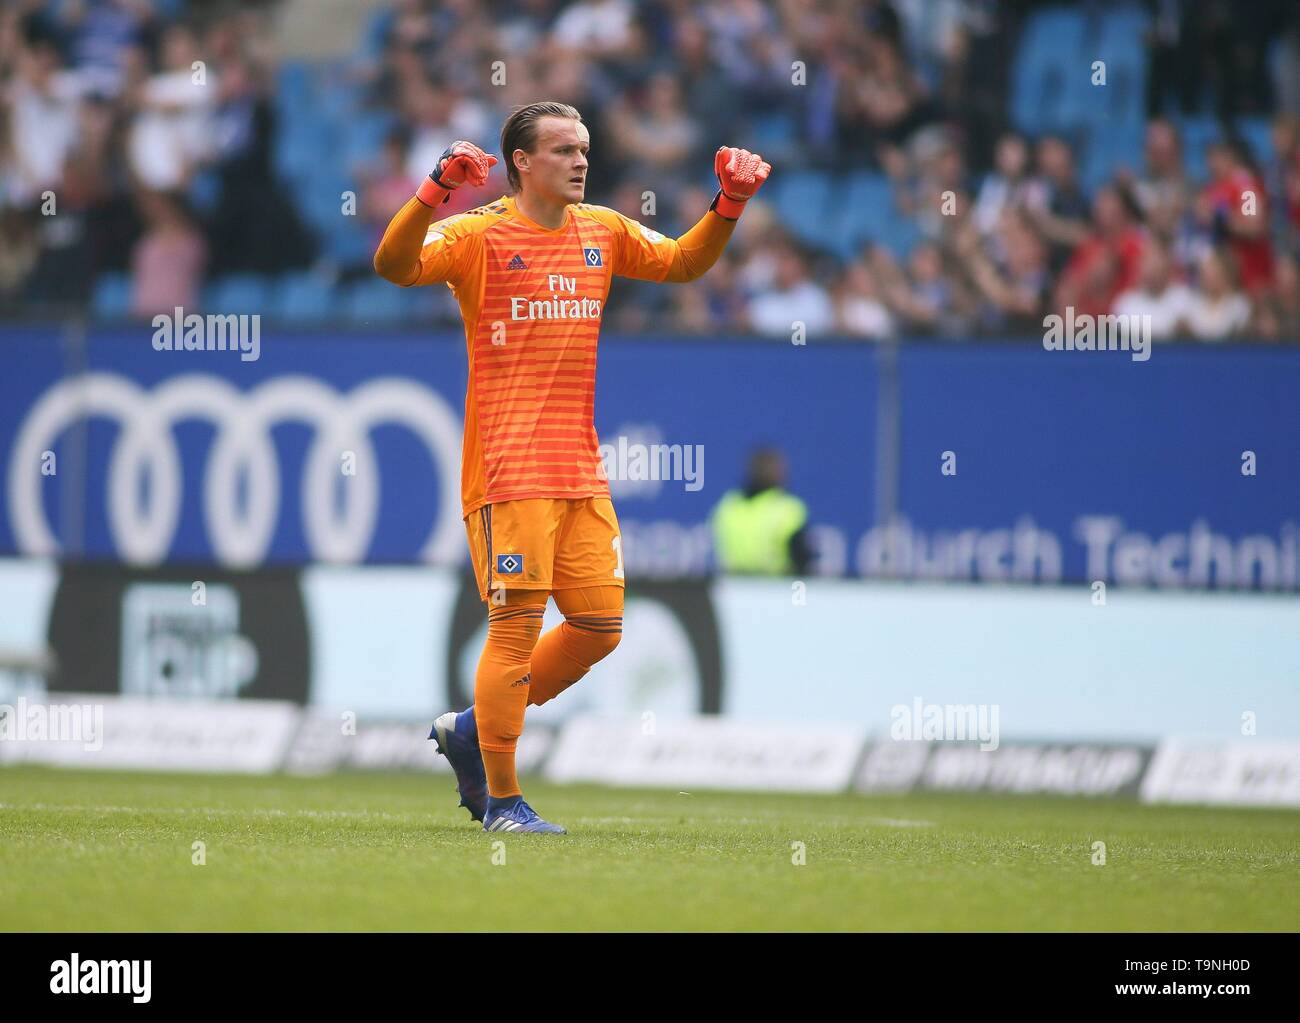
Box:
[483,794,568,834]
[430,707,487,822]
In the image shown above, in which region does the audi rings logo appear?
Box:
[9,373,464,567]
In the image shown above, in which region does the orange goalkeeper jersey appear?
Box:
[406,195,682,518]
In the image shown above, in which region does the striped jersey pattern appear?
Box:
[410,195,679,518]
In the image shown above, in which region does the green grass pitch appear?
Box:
[1,766,1297,931]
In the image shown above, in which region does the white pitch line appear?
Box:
[0,804,939,830]
[0,802,426,823]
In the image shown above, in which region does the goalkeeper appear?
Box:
[375,101,770,834]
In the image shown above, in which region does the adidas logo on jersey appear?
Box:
[506,254,527,270]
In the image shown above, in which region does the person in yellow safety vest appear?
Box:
[711,446,813,575]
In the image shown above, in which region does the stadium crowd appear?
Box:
[2,0,1298,341]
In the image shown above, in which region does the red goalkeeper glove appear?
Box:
[710,146,771,220]
[416,140,498,206]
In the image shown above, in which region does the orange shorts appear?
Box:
[465,497,625,603]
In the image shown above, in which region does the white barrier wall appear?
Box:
[3,559,1298,744]
[713,578,1300,741]
[4,695,1297,807]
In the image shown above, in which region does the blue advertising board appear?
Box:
[2,326,1297,589]
[892,344,1300,588]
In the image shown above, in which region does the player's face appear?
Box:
[523,117,589,204]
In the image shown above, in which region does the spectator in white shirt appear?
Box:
[1132,120,1192,236]
[604,72,698,183]
[748,244,834,338]
[5,39,81,206]
[973,133,1035,240]
[402,75,490,187]
[127,25,215,191]
[1113,242,1195,339]
[1186,249,1252,341]
[550,0,634,58]
[836,259,896,339]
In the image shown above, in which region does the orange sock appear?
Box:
[482,750,521,800]
[528,585,623,707]
[474,592,546,797]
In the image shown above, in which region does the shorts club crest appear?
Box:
[467,497,624,603]
[497,553,524,574]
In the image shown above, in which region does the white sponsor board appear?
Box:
[715,578,1300,741]
[283,709,554,776]
[0,694,299,772]
[855,741,1151,796]
[545,714,866,792]
[299,566,460,716]
[854,740,931,792]
[1140,739,1300,808]
[922,742,1149,796]
[8,559,1300,744]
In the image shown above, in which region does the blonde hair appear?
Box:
[499,101,582,193]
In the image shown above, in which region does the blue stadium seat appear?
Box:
[203,275,272,316]
[1092,59,1146,128]
[1177,116,1221,182]
[1026,6,1086,50]
[1012,6,1087,133]
[340,278,413,325]
[317,61,359,121]
[358,9,396,61]
[751,110,798,167]
[322,217,374,267]
[1097,5,1149,53]
[1237,117,1275,167]
[187,168,221,214]
[828,172,893,261]
[298,168,356,235]
[878,215,921,261]
[91,273,131,320]
[273,272,338,324]
[1013,4,1146,194]
[1012,51,1070,134]
[1080,120,1144,192]
[274,122,334,186]
[774,171,831,246]
[342,113,398,175]
[1175,116,1276,185]
[1090,7,1148,128]
[276,61,314,110]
